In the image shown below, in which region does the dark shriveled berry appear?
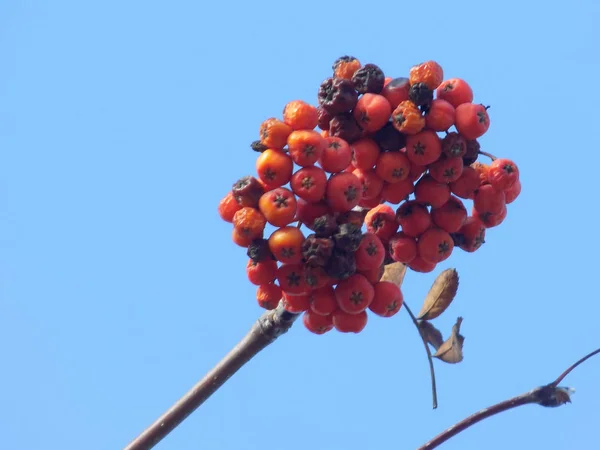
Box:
[250,140,268,153]
[329,113,363,143]
[318,78,358,115]
[463,139,480,165]
[442,132,467,158]
[313,214,338,238]
[352,64,385,94]
[408,82,434,107]
[247,238,273,263]
[302,234,334,267]
[373,121,407,152]
[232,175,265,207]
[317,106,333,131]
[325,248,356,280]
[333,223,363,252]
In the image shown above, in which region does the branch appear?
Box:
[418,347,600,449]
[403,301,438,409]
[123,303,299,450]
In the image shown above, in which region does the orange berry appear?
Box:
[417,227,454,263]
[392,100,425,135]
[256,283,282,310]
[304,266,331,290]
[232,207,267,239]
[326,172,362,212]
[375,151,411,183]
[287,130,326,167]
[258,187,297,227]
[473,204,507,228]
[259,117,293,149]
[283,100,319,130]
[425,99,455,132]
[320,136,353,173]
[333,56,361,80]
[455,103,491,140]
[334,273,375,314]
[232,228,253,247]
[471,162,490,185]
[246,259,278,286]
[405,130,442,166]
[353,93,392,133]
[409,60,444,90]
[358,193,383,209]
[268,226,305,264]
[369,281,403,317]
[455,216,486,253]
[277,263,309,295]
[218,191,242,223]
[290,166,327,203]
[351,137,380,170]
[256,149,293,188]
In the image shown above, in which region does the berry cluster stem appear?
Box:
[478,150,497,161]
[123,302,299,450]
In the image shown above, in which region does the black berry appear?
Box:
[441,132,467,158]
[302,234,334,267]
[317,106,333,131]
[325,248,356,280]
[232,175,265,207]
[247,238,273,263]
[329,113,363,144]
[351,64,385,94]
[333,223,363,252]
[463,139,480,165]
[318,77,358,115]
[373,122,406,152]
[250,140,268,153]
[408,82,433,107]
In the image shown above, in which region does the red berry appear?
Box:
[388,231,418,264]
[334,274,375,314]
[455,216,486,253]
[332,309,368,333]
[355,232,385,271]
[417,227,454,263]
[303,309,334,334]
[381,179,414,204]
[405,130,442,166]
[282,291,311,313]
[295,199,331,230]
[504,179,521,204]
[414,175,451,208]
[351,137,381,170]
[353,168,384,200]
[431,196,468,233]
[450,166,480,199]
[473,205,507,228]
[396,200,432,237]
[455,103,491,140]
[359,263,385,284]
[425,99,455,131]
[246,259,278,286]
[326,172,363,212]
[488,158,519,190]
[290,166,328,203]
[473,184,506,215]
[320,137,353,173]
[256,283,282,310]
[436,78,474,108]
[353,93,392,133]
[364,204,399,243]
[407,256,436,273]
[310,286,337,316]
[429,155,464,184]
[369,281,403,317]
[381,77,410,109]
[277,263,309,295]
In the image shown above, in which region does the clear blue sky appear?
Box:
[1,1,599,449]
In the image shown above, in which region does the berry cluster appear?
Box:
[218,56,521,335]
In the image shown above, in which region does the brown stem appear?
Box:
[403,301,438,409]
[123,303,299,450]
[478,150,497,161]
[418,347,600,449]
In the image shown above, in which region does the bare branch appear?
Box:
[418,347,600,449]
[123,303,298,450]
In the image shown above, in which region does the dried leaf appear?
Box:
[381,262,407,286]
[417,268,459,320]
[434,317,465,364]
[418,320,444,351]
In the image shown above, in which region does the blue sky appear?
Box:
[1,1,600,449]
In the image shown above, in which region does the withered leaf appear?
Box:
[418,320,444,351]
[417,268,459,320]
[381,262,407,286]
[434,317,465,364]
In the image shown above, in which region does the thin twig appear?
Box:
[418,347,600,449]
[123,303,299,450]
[478,150,497,161]
[403,301,438,409]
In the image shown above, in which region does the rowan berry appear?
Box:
[388,231,418,264]
[407,255,436,273]
[218,191,242,223]
[317,106,333,131]
[318,78,358,114]
[277,263,309,295]
[232,228,254,247]
[455,103,491,140]
[374,121,406,152]
[409,60,444,90]
[463,139,480,165]
[436,78,474,108]
[431,196,467,233]
[325,248,356,280]
[332,309,368,333]
[259,118,293,149]
[247,238,273,263]
[396,200,432,237]
[255,149,294,188]
[353,93,392,133]
[303,309,334,334]
[295,199,331,230]
[381,178,414,204]
[351,137,380,170]
[335,273,375,314]
[258,187,297,227]
[407,160,427,182]
[473,184,506,215]
[283,100,319,131]
[441,132,467,158]
[408,82,434,108]
[326,172,362,212]
[328,112,363,143]
[425,99,455,132]
[450,166,480,199]
[309,286,337,316]
[375,151,411,184]
[282,291,311,313]
[304,266,331,290]
[233,207,267,239]
[414,175,451,208]
[369,281,404,317]
[320,137,353,173]
[453,216,486,253]
[312,214,339,238]
[352,63,385,94]
[358,194,382,208]
[268,226,305,264]
[381,77,411,109]
[418,227,454,263]
[336,210,366,228]
[392,100,425,135]
[473,204,507,228]
[488,158,519,190]
[287,130,325,167]
[232,175,265,207]
[365,204,399,242]
[302,234,334,267]
[246,258,278,286]
[332,222,363,252]
[353,168,384,200]
[504,179,521,204]
[333,55,361,79]
[355,232,385,271]
[429,155,464,183]
[405,130,442,166]
[471,162,490,185]
[290,166,327,202]
[359,263,385,284]
[256,283,282,310]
